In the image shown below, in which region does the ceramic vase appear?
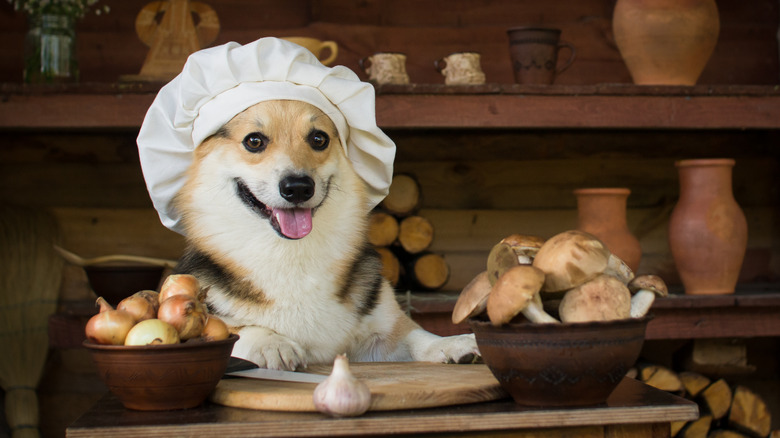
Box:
[574,188,642,272]
[668,159,747,295]
[612,0,720,85]
[24,13,79,83]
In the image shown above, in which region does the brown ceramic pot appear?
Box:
[668,159,747,295]
[612,0,720,85]
[469,317,650,407]
[574,188,642,272]
[84,334,239,410]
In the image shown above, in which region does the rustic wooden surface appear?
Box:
[67,377,698,437]
[3,85,780,129]
[212,362,506,412]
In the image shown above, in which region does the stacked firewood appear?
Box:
[369,174,450,291]
[632,363,776,438]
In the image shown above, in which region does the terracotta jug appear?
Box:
[668,159,747,295]
[574,188,642,272]
[612,0,720,85]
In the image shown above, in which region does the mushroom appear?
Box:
[486,265,560,325]
[486,241,520,285]
[558,274,632,323]
[628,274,668,318]
[532,230,612,293]
[499,234,546,265]
[606,253,635,285]
[451,271,492,324]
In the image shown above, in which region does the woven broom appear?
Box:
[0,205,64,438]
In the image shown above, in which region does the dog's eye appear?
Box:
[308,130,330,151]
[243,133,268,153]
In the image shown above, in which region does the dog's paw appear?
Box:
[232,326,308,371]
[418,333,481,364]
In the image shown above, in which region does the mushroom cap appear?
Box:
[500,233,546,264]
[532,230,611,292]
[486,241,520,285]
[558,274,632,323]
[452,271,492,324]
[486,265,545,326]
[628,274,668,297]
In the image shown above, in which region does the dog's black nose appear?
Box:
[279,175,315,203]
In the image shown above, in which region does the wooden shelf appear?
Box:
[2,83,780,130]
[403,289,780,340]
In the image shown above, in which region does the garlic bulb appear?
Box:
[312,354,371,417]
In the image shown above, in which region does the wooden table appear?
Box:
[67,377,698,437]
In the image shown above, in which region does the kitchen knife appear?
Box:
[224,357,327,384]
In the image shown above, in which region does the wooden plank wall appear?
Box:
[0,0,778,84]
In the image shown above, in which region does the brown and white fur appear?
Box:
[172,100,479,370]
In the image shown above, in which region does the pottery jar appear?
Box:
[574,188,642,272]
[612,0,720,85]
[668,159,747,295]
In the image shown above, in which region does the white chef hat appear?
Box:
[137,37,396,234]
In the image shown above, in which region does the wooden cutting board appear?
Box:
[210,362,508,412]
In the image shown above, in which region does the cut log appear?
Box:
[375,247,401,287]
[728,385,771,438]
[678,414,712,438]
[679,371,712,398]
[685,339,755,375]
[639,364,683,392]
[701,378,733,420]
[382,174,421,216]
[398,215,435,254]
[368,212,399,247]
[406,252,450,291]
[670,420,686,437]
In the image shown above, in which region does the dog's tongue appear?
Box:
[273,208,312,239]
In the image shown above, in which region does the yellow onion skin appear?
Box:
[201,315,230,341]
[157,294,207,340]
[124,319,180,345]
[85,297,136,345]
[159,274,201,303]
[117,290,159,322]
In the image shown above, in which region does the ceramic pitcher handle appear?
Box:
[319,41,338,65]
[556,41,576,75]
[434,58,447,73]
[358,56,372,74]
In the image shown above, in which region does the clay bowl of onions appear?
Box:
[83,274,238,411]
[454,230,665,407]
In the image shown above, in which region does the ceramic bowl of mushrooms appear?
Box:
[453,230,666,407]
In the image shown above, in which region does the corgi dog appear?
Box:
[172,99,480,371]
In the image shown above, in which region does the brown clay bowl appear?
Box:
[469,316,650,407]
[83,334,238,410]
[84,264,165,306]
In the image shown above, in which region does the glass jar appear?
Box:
[24,13,79,83]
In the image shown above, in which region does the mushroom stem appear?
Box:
[630,289,656,318]
[521,302,560,324]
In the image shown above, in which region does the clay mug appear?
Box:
[280,37,339,65]
[506,27,576,84]
[359,53,410,85]
[434,52,486,85]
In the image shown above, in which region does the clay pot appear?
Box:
[668,159,747,295]
[612,0,720,85]
[574,188,642,272]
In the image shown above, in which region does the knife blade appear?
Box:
[225,367,327,384]
[224,357,327,384]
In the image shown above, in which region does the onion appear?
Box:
[117,290,159,322]
[124,319,180,346]
[159,274,201,303]
[85,297,136,345]
[157,294,207,340]
[201,314,230,341]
